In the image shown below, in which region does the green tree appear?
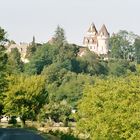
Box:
[42,63,68,86]
[108,60,131,76]
[56,43,79,67]
[4,75,48,127]
[0,27,8,45]
[76,51,108,75]
[134,37,140,64]
[26,36,37,58]
[54,74,94,108]
[44,101,71,126]
[25,43,58,74]
[110,30,136,60]
[76,75,140,139]
[7,48,23,74]
[0,46,7,93]
[0,27,8,117]
[53,25,67,47]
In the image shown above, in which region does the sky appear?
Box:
[0,0,140,45]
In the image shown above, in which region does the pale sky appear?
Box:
[0,0,140,45]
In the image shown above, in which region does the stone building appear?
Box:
[6,42,29,63]
[83,23,110,56]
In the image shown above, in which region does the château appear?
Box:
[83,23,110,56]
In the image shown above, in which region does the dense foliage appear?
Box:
[4,75,47,127]
[76,75,140,139]
[7,48,23,74]
[0,27,8,116]
[0,25,140,139]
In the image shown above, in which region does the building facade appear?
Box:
[83,23,110,55]
[6,42,29,63]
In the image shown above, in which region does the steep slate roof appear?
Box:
[98,24,109,37]
[87,23,98,34]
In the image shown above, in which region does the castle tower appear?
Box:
[83,23,110,56]
[83,23,98,53]
[97,24,110,55]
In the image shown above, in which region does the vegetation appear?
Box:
[7,48,23,74]
[0,25,140,139]
[76,75,140,139]
[134,37,140,64]
[0,27,8,117]
[4,75,48,127]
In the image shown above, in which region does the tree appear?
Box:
[0,27,8,117]
[134,37,140,64]
[42,63,68,86]
[25,43,58,74]
[54,74,94,108]
[76,75,140,139]
[26,36,37,58]
[110,30,137,60]
[53,25,67,47]
[108,60,134,76]
[76,51,108,75]
[118,30,137,60]
[0,27,8,45]
[7,48,23,74]
[4,75,48,127]
[0,46,7,93]
[56,43,79,66]
[43,101,71,126]
[109,34,123,59]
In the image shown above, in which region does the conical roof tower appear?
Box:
[98,24,109,37]
[87,23,98,34]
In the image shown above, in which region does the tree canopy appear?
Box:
[109,30,137,60]
[53,25,67,47]
[76,75,140,139]
[4,75,48,127]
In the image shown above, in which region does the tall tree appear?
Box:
[0,27,8,116]
[53,25,67,47]
[7,48,23,74]
[0,46,7,93]
[26,36,37,58]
